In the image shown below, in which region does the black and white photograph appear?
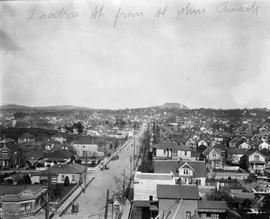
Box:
[0,0,270,218]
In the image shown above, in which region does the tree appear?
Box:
[112,174,129,205]
[261,195,270,213]
[239,154,248,171]
[73,122,84,135]
[245,173,257,183]
[64,176,70,186]
[24,175,32,184]
[54,183,61,196]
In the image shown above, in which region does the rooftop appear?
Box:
[198,200,228,210]
[40,163,85,175]
[157,185,200,200]
[135,172,173,180]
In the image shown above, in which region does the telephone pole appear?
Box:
[104,189,109,219]
[84,152,87,193]
[45,173,51,219]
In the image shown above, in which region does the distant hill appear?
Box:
[0,104,93,113]
[0,103,190,111]
[159,103,189,110]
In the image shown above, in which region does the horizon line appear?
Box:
[1,103,269,111]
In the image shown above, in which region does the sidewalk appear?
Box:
[52,175,95,218]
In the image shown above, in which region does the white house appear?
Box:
[153,140,180,159]
[178,145,192,160]
[239,142,251,149]
[177,161,206,187]
[259,141,270,150]
[198,140,208,147]
[72,139,104,158]
[247,150,266,174]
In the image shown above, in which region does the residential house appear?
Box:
[197,200,228,219]
[203,148,223,170]
[0,139,21,170]
[51,134,66,144]
[152,140,180,160]
[0,143,11,170]
[177,161,207,186]
[23,149,44,169]
[246,150,266,174]
[198,140,208,148]
[154,160,207,187]
[18,133,35,144]
[229,137,242,148]
[42,149,75,168]
[157,185,200,219]
[239,142,251,150]
[211,166,249,181]
[43,140,63,151]
[259,141,270,150]
[0,185,47,218]
[186,137,197,150]
[227,148,248,165]
[178,145,192,161]
[71,138,104,160]
[39,163,86,184]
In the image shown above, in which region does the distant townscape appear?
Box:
[1,103,270,219]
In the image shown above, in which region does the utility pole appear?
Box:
[104,189,109,219]
[133,137,136,170]
[130,156,132,178]
[45,173,51,219]
[123,168,125,200]
[84,152,87,193]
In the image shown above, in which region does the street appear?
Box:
[59,124,146,219]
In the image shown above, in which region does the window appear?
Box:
[183,168,189,175]
[184,151,187,156]
[72,175,75,182]
[254,155,259,161]
[163,150,166,155]
[20,202,32,211]
[62,175,65,182]
[212,214,219,219]
[186,211,191,219]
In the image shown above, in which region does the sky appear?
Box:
[1,0,270,109]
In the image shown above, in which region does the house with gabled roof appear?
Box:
[259,140,270,150]
[38,163,86,184]
[203,147,223,170]
[227,148,248,165]
[0,185,48,218]
[197,200,228,219]
[157,185,200,219]
[186,137,197,150]
[177,161,207,186]
[154,160,207,187]
[18,133,35,144]
[239,142,251,150]
[152,140,180,160]
[246,150,266,174]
